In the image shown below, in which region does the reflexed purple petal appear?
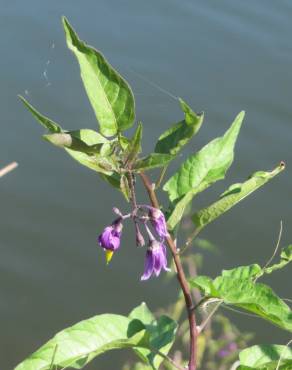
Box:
[161,243,170,271]
[141,240,170,280]
[149,208,169,239]
[141,250,154,281]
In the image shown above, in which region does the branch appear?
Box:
[140,172,198,370]
[149,346,186,370]
[0,162,18,178]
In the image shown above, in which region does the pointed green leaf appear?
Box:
[124,122,143,166]
[120,174,131,202]
[43,129,116,175]
[129,303,177,369]
[165,112,245,229]
[63,17,135,137]
[163,111,244,202]
[133,153,175,172]
[190,273,292,332]
[43,133,103,154]
[19,96,62,133]
[129,302,155,325]
[192,163,285,230]
[16,303,177,370]
[65,149,117,175]
[15,314,147,370]
[155,98,204,155]
[239,344,292,369]
[264,245,292,275]
[134,317,178,369]
[221,264,263,280]
[166,190,197,230]
[69,129,108,145]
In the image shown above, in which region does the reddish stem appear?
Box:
[140,172,198,370]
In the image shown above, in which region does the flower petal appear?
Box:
[141,250,154,281]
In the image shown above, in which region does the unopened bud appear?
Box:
[135,224,145,247]
[112,207,123,217]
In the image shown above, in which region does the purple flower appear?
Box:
[141,240,170,281]
[218,342,238,358]
[148,207,169,239]
[98,220,123,251]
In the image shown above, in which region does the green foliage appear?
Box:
[164,111,244,202]
[129,303,178,369]
[123,122,143,166]
[164,111,244,229]
[133,153,175,171]
[120,174,131,201]
[18,96,62,133]
[155,98,204,155]
[192,163,285,230]
[15,303,177,370]
[63,17,135,137]
[238,344,292,369]
[264,245,292,275]
[190,266,292,332]
[15,314,146,370]
[221,264,262,280]
[45,130,118,175]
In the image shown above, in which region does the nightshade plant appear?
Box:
[16,17,292,370]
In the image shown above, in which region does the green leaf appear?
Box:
[69,129,108,146]
[123,364,152,370]
[19,96,62,133]
[163,111,244,202]
[239,344,292,369]
[124,122,143,166]
[166,190,196,230]
[134,317,178,369]
[221,264,263,280]
[155,98,204,155]
[120,174,131,202]
[101,172,121,188]
[43,133,104,154]
[15,314,147,370]
[129,302,155,325]
[264,245,292,275]
[192,163,285,230]
[133,153,175,172]
[63,17,135,137]
[129,303,177,369]
[190,273,292,332]
[66,149,117,175]
[43,129,117,175]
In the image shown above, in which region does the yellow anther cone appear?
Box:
[105,250,114,264]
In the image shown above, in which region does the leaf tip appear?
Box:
[62,15,70,29]
[238,110,246,120]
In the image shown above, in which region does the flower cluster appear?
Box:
[98,205,170,280]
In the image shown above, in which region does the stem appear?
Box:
[127,172,138,210]
[181,227,202,254]
[197,302,222,334]
[0,162,18,178]
[140,172,198,370]
[155,165,168,189]
[149,346,186,370]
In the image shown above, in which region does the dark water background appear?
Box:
[1,1,292,369]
